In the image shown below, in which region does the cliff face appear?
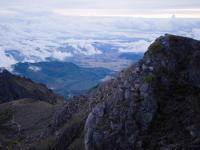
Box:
[0,69,62,104]
[43,34,200,150]
[1,34,200,150]
[84,34,200,150]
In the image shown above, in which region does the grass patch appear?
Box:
[68,131,84,150]
[144,74,156,83]
[7,137,23,150]
[0,108,14,125]
[149,41,163,55]
[36,136,57,150]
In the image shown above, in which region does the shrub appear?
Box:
[144,74,156,83]
[0,108,14,125]
[149,41,163,54]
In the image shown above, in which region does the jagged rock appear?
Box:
[25,34,200,150]
[124,89,134,100]
[83,34,200,150]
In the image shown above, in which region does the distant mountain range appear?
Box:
[13,61,113,97]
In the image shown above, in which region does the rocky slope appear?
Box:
[83,34,200,150]
[0,99,63,150]
[40,34,200,150]
[1,34,200,150]
[0,71,64,149]
[0,69,62,104]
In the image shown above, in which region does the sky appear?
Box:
[1,0,200,9]
[1,0,200,18]
[0,0,200,70]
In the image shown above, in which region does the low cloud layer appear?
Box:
[0,12,200,69]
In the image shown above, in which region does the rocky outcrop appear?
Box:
[0,69,62,104]
[2,34,200,150]
[84,55,157,150]
[83,34,200,150]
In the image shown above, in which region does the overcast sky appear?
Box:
[1,0,200,18]
[1,0,200,9]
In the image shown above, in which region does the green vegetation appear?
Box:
[37,112,85,150]
[68,131,84,150]
[7,137,23,150]
[36,136,57,150]
[144,74,156,83]
[149,41,163,54]
[139,96,145,102]
[0,108,14,126]
[168,34,181,42]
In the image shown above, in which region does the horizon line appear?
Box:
[53,8,200,18]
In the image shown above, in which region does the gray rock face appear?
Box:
[84,60,158,150]
[42,34,200,150]
[84,34,200,150]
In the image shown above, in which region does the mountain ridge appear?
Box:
[41,34,200,150]
[1,34,200,149]
[0,69,63,104]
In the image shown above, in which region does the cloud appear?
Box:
[51,51,73,61]
[0,48,17,70]
[192,28,200,40]
[0,12,200,69]
[66,39,102,55]
[28,65,41,72]
[118,40,151,53]
[1,0,200,10]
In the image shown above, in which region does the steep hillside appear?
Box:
[13,61,112,97]
[0,99,63,150]
[41,34,200,150]
[1,34,200,150]
[0,71,64,149]
[0,69,62,104]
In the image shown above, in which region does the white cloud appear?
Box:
[0,48,17,70]
[28,65,41,72]
[118,40,151,53]
[66,39,102,55]
[0,12,200,69]
[192,28,200,40]
[51,51,73,61]
[100,75,114,82]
